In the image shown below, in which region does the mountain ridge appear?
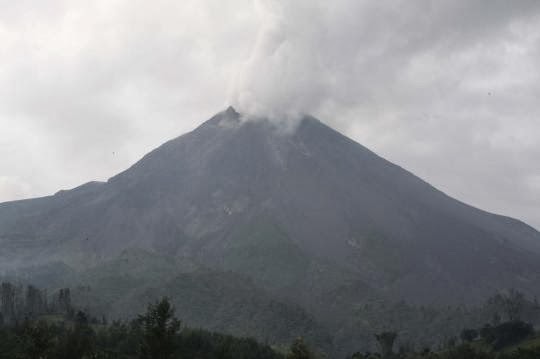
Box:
[1,107,540,306]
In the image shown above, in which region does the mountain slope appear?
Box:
[63,250,333,352]
[1,107,540,308]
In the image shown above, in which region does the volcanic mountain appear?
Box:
[1,107,540,352]
[2,107,540,297]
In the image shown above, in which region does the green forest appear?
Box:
[1,282,540,359]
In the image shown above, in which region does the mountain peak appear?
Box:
[197,106,242,131]
[1,107,540,307]
[224,105,239,117]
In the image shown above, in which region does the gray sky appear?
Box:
[0,0,539,230]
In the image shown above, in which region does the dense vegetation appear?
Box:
[343,290,540,358]
[6,250,540,356]
[2,281,540,358]
[0,294,284,359]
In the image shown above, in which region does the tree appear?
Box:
[138,297,181,359]
[53,311,97,359]
[19,321,54,359]
[25,285,46,319]
[57,288,72,314]
[375,331,397,359]
[488,290,526,322]
[500,289,525,322]
[1,282,16,324]
[287,337,313,359]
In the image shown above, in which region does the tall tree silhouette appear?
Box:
[138,297,181,359]
[375,332,397,359]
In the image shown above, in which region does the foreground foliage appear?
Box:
[0,297,284,359]
[2,281,540,358]
[348,320,538,359]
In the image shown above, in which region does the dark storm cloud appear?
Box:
[0,0,539,229]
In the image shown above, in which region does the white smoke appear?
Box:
[230,0,333,121]
[228,0,415,122]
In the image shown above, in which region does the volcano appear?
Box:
[1,107,540,353]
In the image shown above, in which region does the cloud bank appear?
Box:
[0,0,539,229]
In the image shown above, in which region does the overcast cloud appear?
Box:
[0,0,539,229]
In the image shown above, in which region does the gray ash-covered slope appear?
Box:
[1,107,540,304]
